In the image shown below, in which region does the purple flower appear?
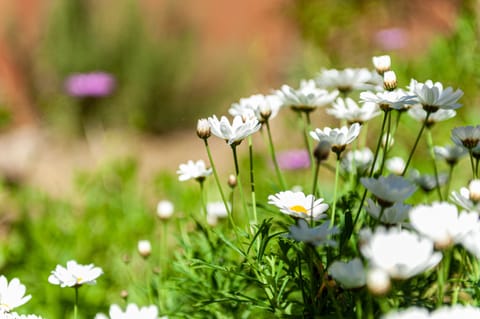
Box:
[276,149,310,170]
[374,28,408,51]
[65,72,116,97]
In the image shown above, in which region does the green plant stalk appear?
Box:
[444,164,455,200]
[248,136,258,226]
[402,111,431,176]
[203,139,231,216]
[231,144,249,225]
[299,111,314,170]
[330,157,341,228]
[199,180,207,218]
[378,110,392,175]
[311,159,321,227]
[74,286,79,319]
[426,129,443,201]
[265,120,287,190]
[437,248,452,306]
[469,149,476,179]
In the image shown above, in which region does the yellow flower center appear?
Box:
[289,205,308,214]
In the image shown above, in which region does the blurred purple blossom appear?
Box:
[374,28,408,51]
[65,72,116,97]
[277,149,310,170]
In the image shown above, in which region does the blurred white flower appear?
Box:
[208,113,261,145]
[327,97,380,124]
[137,240,152,258]
[372,55,391,74]
[382,307,430,319]
[48,260,103,288]
[409,170,448,193]
[206,201,230,226]
[176,160,212,182]
[451,125,480,149]
[0,276,31,313]
[460,227,480,259]
[451,179,480,211]
[340,148,374,175]
[316,68,381,93]
[360,89,417,111]
[409,79,463,111]
[95,303,160,319]
[196,118,211,139]
[156,200,174,220]
[360,227,442,280]
[385,157,406,175]
[229,93,282,122]
[267,191,328,221]
[408,105,456,127]
[5,314,45,319]
[288,219,338,247]
[360,174,417,206]
[328,258,366,289]
[276,80,338,112]
[365,198,410,225]
[366,268,391,295]
[382,305,480,319]
[310,123,361,155]
[409,202,478,249]
[434,144,467,165]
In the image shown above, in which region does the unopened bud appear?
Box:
[383,71,397,91]
[157,200,174,220]
[372,55,391,75]
[196,118,211,139]
[228,174,237,188]
[367,268,391,295]
[313,140,331,163]
[137,240,152,258]
[120,290,129,300]
[469,179,480,202]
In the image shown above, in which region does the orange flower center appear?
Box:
[289,205,308,214]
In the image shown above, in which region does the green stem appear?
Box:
[426,129,443,201]
[444,164,454,200]
[74,286,79,319]
[231,144,249,225]
[199,181,207,218]
[300,111,314,169]
[330,157,341,228]
[248,136,258,225]
[204,139,231,216]
[378,110,392,175]
[265,120,287,189]
[469,149,476,179]
[311,159,321,227]
[402,111,431,176]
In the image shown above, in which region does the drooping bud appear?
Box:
[196,118,211,139]
[313,140,331,163]
[383,71,397,91]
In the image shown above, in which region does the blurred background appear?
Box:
[0,0,478,193]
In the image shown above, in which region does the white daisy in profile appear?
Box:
[267,190,329,221]
[360,89,417,111]
[48,260,103,288]
[360,174,417,206]
[310,123,361,156]
[451,125,480,149]
[409,169,448,193]
[408,105,456,127]
[385,157,406,176]
[340,148,374,175]
[229,93,282,122]
[434,144,467,165]
[372,55,391,75]
[0,276,32,313]
[176,160,212,182]
[328,258,366,289]
[409,202,479,249]
[409,79,463,112]
[208,112,261,145]
[365,198,410,225]
[95,303,160,319]
[288,219,338,247]
[327,97,380,124]
[450,179,480,211]
[316,68,381,93]
[360,227,442,280]
[276,80,338,112]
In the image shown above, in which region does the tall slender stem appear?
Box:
[299,111,314,168]
[311,159,321,227]
[199,181,207,218]
[402,111,431,176]
[265,120,287,189]
[330,157,341,228]
[248,136,258,225]
[231,144,249,224]
[74,287,79,319]
[444,164,455,200]
[426,129,443,201]
[468,149,476,179]
[378,110,392,175]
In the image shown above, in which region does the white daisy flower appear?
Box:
[408,105,456,127]
[176,160,212,182]
[372,55,391,74]
[450,179,480,211]
[0,276,32,313]
[310,123,361,155]
[276,80,339,112]
[156,200,174,220]
[409,170,448,192]
[382,307,430,319]
[451,125,480,149]
[229,93,282,122]
[288,219,338,247]
[360,89,417,111]
[95,303,160,319]
[267,190,329,221]
[360,174,417,206]
[48,260,103,288]
[434,144,467,165]
[365,198,410,225]
[460,226,480,259]
[327,97,380,124]
[328,258,366,289]
[196,118,211,139]
[385,157,406,175]
[340,147,374,175]
[431,305,480,318]
[137,240,152,258]
[206,201,230,226]
[316,68,382,93]
[409,202,479,249]
[208,113,261,145]
[409,79,463,111]
[360,227,442,280]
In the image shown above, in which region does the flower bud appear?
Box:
[228,174,237,188]
[313,140,331,163]
[137,240,152,258]
[469,179,480,202]
[157,200,174,220]
[367,268,391,295]
[383,70,397,91]
[260,104,272,121]
[196,118,211,139]
[372,55,391,75]
[120,290,129,300]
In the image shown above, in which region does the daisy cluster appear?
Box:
[175,53,480,317]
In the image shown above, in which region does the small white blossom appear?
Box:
[451,125,480,149]
[372,55,391,74]
[316,68,381,93]
[360,89,417,111]
[268,191,329,221]
[206,201,230,226]
[229,93,282,122]
[95,303,160,319]
[340,148,374,175]
[208,113,261,145]
[0,276,32,313]
[327,97,380,124]
[434,144,467,165]
[48,260,103,288]
[288,219,338,247]
[409,79,463,111]
[137,240,152,258]
[329,258,366,289]
[156,200,174,219]
[360,174,417,206]
[176,160,212,182]
[366,268,391,295]
[385,157,405,175]
[408,105,456,126]
[365,198,410,225]
[451,179,480,211]
[276,80,338,112]
[310,123,361,155]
